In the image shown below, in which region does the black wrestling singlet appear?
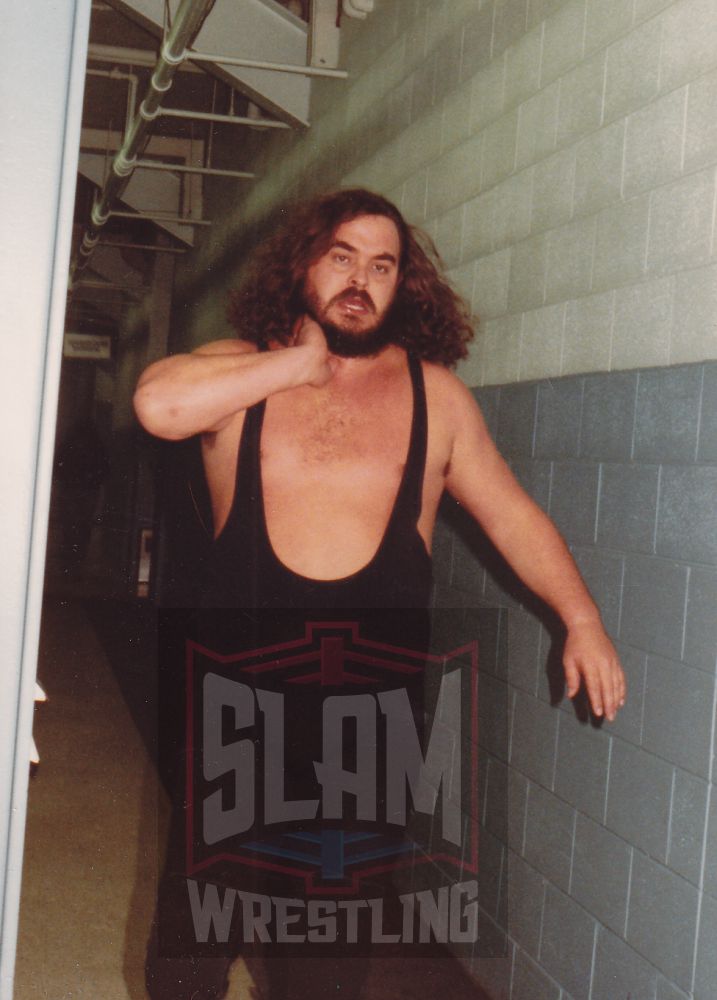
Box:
[201,351,433,609]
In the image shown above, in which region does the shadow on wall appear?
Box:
[438,494,594,727]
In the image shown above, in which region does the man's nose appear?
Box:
[349,262,368,287]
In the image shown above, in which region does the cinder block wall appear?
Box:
[178,1,717,997]
[191,0,717,383]
[435,361,717,999]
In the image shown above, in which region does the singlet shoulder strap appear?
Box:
[393,352,428,524]
[234,398,265,523]
[234,338,269,523]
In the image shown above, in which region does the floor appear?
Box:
[13,591,495,999]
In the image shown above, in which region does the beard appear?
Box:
[303,284,397,358]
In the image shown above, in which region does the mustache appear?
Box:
[329,288,376,312]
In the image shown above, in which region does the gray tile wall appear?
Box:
[434,361,717,999]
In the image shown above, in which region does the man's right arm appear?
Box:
[133,321,333,440]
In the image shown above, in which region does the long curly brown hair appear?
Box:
[227,189,475,367]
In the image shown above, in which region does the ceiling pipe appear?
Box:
[109,210,212,226]
[188,51,347,78]
[99,241,188,254]
[80,152,257,180]
[72,0,216,277]
[158,107,291,128]
[134,160,256,179]
[88,43,204,74]
[87,44,347,80]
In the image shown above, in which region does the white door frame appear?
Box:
[0,3,92,996]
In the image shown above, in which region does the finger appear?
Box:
[601,666,616,721]
[581,666,604,718]
[563,659,581,700]
[609,656,625,712]
[603,657,623,720]
[608,667,619,719]
[612,662,623,715]
[594,653,629,720]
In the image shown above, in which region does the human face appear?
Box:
[303,214,401,356]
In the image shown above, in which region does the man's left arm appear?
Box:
[442,378,626,721]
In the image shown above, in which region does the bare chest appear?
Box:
[267,388,403,469]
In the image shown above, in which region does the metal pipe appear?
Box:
[87,42,203,73]
[107,210,212,226]
[135,160,256,179]
[188,50,348,78]
[87,44,347,80]
[99,241,188,254]
[80,151,256,179]
[74,0,216,274]
[73,278,142,289]
[158,107,290,128]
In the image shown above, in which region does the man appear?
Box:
[135,187,625,720]
[135,188,625,1000]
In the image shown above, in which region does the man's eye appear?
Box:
[333,253,349,264]
[373,264,389,274]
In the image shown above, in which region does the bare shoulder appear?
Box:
[421,360,487,432]
[193,337,258,357]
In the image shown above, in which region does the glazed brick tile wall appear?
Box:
[432,361,717,998]
[195,0,717,383]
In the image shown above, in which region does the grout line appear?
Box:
[587,197,600,295]
[615,554,626,639]
[680,565,691,664]
[652,464,662,555]
[643,186,652,277]
[693,364,705,463]
[457,22,468,94]
[603,735,613,826]
[587,920,598,1000]
[497,833,506,922]
[567,807,578,896]
[607,288,616,372]
[508,936,516,1000]
[551,705,560,792]
[679,82,688,175]
[666,766,676,868]
[638,652,647,747]
[508,687,517,765]
[537,879,548,960]
[537,18,546,98]
[711,165,717,259]
[594,462,603,544]
[619,103,628,203]
[630,371,640,461]
[623,846,634,939]
[654,3,665,95]
[488,0,498,64]
[688,658,717,996]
